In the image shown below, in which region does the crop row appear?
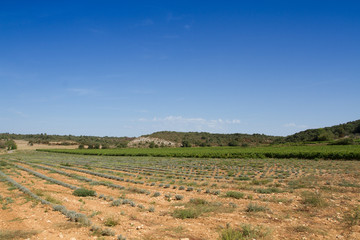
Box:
[38,145,360,160]
[0,168,92,226]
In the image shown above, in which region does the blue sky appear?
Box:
[1,1,359,137]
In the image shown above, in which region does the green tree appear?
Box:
[182,140,191,147]
[149,141,155,148]
[5,140,17,150]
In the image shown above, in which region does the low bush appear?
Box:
[172,208,201,219]
[246,203,269,213]
[226,191,245,199]
[301,191,328,208]
[73,188,96,197]
[104,216,119,227]
[219,223,271,240]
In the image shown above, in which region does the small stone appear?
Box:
[180,238,190,240]
[59,233,64,238]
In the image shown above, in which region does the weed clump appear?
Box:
[172,208,201,219]
[301,191,328,208]
[72,188,96,197]
[219,223,271,240]
[246,203,270,213]
[104,216,119,227]
[344,205,360,227]
[226,191,245,199]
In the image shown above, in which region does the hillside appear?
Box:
[284,119,360,143]
[143,131,282,147]
[1,119,359,149]
[0,133,134,149]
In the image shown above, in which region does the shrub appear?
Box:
[219,223,271,240]
[189,198,208,205]
[104,216,119,227]
[101,228,115,236]
[111,199,122,206]
[226,191,245,199]
[213,190,221,195]
[301,191,328,207]
[72,188,96,197]
[117,235,127,240]
[175,195,184,200]
[5,140,17,150]
[246,203,269,212]
[153,192,161,197]
[229,202,238,208]
[172,208,200,219]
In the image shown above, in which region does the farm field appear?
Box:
[39,145,360,160]
[1,151,360,240]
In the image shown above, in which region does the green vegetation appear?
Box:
[146,131,281,147]
[2,119,360,149]
[0,139,17,150]
[104,216,119,227]
[72,188,96,197]
[172,208,201,219]
[219,224,271,240]
[284,119,360,143]
[0,230,39,240]
[246,203,270,213]
[344,206,360,227]
[39,145,360,160]
[301,191,328,207]
[0,133,133,149]
[225,191,245,199]
[172,198,233,219]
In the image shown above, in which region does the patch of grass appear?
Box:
[9,217,24,222]
[255,187,282,194]
[301,191,328,208]
[189,198,208,205]
[293,225,311,233]
[262,196,292,204]
[173,198,233,219]
[7,186,16,191]
[287,175,317,189]
[172,208,201,219]
[219,223,271,240]
[104,216,119,227]
[343,205,360,227]
[45,195,62,204]
[32,189,44,197]
[72,188,96,197]
[225,191,245,199]
[246,203,270,213]
[0,230,39,239]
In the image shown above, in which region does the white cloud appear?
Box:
[138,116,241,132]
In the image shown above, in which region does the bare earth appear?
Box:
[0,151,360,240]
[14,140,79,151]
